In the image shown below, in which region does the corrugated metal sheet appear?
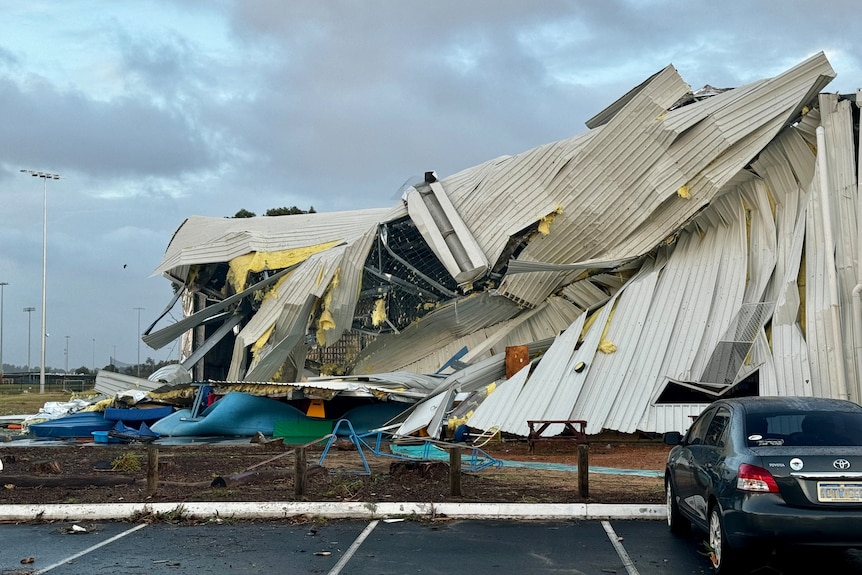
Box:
[356,294,581,376]
[441,131,598,270]
[148,52,861,439]
[352,292,523,374]
[493,52,834,307]
[396,388,456,437]
[819,94,860,402]
[494,67,690,306]
[805,158,846,399]
[649,404,707,434]
[305,371,445,393]
[154,208,399,278]
[393,337,557,436]
[469,310,589,436]
[631,207,748,433]
[94,370,165,396]
[465,358,534,435]
[467,189,758,436]
[750,128,814,397]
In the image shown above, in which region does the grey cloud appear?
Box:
[0,77,217,178]
[2,0,860,370]
[0,44,19,68]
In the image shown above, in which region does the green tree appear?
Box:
[232,208,256,218]
[265,206,315,216]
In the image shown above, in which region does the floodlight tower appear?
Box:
[0,281,7,381]
[20,169,61,393]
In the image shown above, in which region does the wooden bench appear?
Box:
[527,420,588,452]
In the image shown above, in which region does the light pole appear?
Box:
[24,307,34,382]
[134,307,144,377]
[0,281,7,381]
[64,335,69,373]
[92,338,95,372]
[21,169,61,394]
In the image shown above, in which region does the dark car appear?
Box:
[664,396,862,573]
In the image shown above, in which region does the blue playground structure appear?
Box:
[317,419,502,475]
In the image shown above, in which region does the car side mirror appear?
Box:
[663,431,683,445]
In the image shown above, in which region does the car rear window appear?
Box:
[746,411,862,446]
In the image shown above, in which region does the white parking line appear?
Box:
[601,520,639,575]
[327,519,379,575]
[34,523,148,574]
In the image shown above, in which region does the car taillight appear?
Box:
[737,463,779,493]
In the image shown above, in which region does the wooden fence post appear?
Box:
[146,445,159,496]
[449,447,462,496]
[578,443,589,498]
[294,447,307,497]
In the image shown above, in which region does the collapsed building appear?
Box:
[143,51,862,439]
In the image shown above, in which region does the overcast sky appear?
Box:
[0,0,860,374]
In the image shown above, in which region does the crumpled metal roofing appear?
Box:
[467,52,858,437]
[154,207,401,279]
[438,53,835,309]
[148,51,861,439]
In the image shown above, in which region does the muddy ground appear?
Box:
[0,438,670,506]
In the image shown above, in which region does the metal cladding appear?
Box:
[149,51,862,438]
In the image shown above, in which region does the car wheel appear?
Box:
[665,479,689,534]
[707,504,738,574]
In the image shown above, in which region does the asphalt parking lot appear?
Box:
[4,517,862,575]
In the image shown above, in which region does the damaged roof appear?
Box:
[145,51,862,437]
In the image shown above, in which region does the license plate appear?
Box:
[818,482,862,502]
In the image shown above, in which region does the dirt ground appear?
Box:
[0,436,669,507]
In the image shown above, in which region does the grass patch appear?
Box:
[210,488,234,499]
[324,477,366,499]
[111,452,143,472]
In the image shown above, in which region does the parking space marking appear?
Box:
[327,519,379,575]
[601,521,639,575]
[33,523,148,574]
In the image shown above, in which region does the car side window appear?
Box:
[703,407,730,448]
[686,408,715,446]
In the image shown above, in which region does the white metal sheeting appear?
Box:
[417,52,836,310]
[819,94,859,402]
[154,207,399,278]
[152,51,862,438]
[353,292,583,375]
[458,52,855,437]
[470,181,775,436]
[94,370,164,397]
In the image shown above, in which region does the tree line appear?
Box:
[232,206,316,218]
